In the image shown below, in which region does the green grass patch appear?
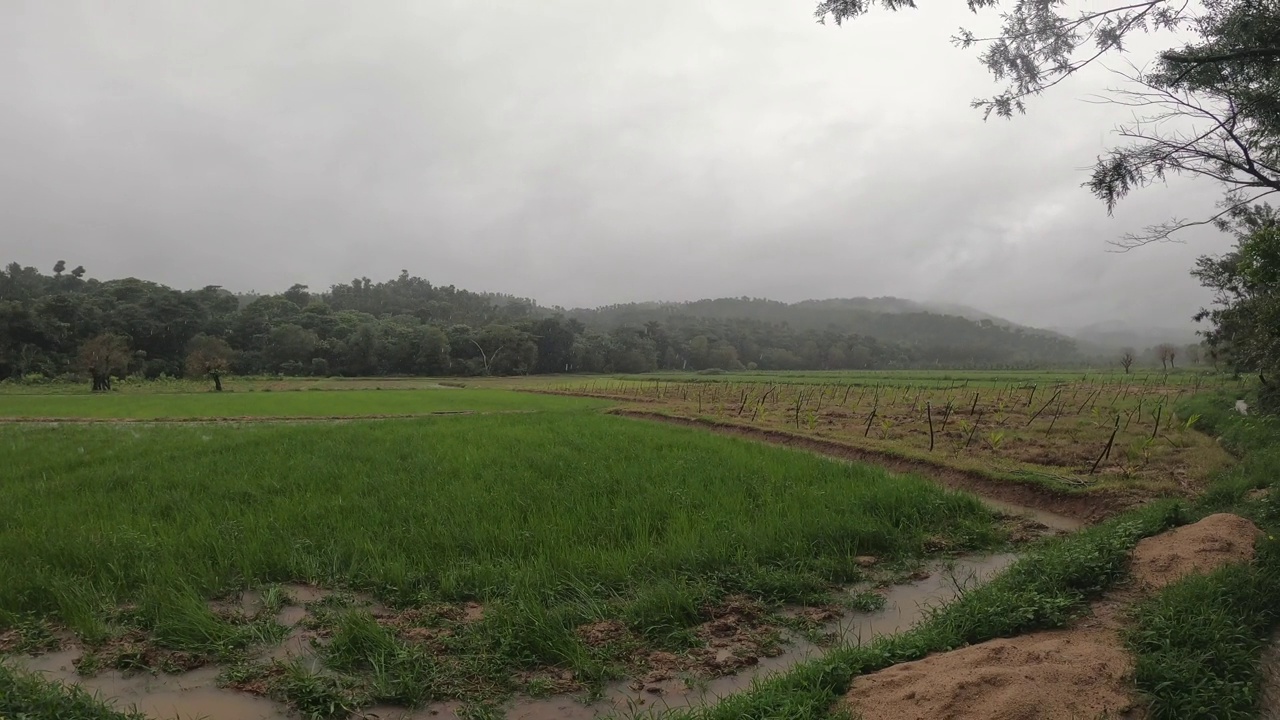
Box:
[0,388,602,418]
[1127,549,1280,720]
[0,412,1003,708]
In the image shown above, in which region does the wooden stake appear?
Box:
[964,410,983,449]
[927,402,935,451]
[1091,417,1120,474]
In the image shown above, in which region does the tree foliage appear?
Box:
[817,0,1280,244]
[1193,205,1280,408]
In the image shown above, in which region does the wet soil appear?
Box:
[613,409,1095,529]
[5,557,1016,720]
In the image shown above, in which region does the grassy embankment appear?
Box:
[0,405,1005,717]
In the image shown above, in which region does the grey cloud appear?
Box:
[0,0,1235,332]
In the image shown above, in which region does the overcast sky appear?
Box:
[0,1,1235,332]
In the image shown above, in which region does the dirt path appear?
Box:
[612,409,1105,528]
[840,513,1262,720]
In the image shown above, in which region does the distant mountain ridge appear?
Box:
[1054,319,1201,353]
[570,295,1061,337]
[566,295,1080,367]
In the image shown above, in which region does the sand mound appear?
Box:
[1129,513,1261,590]
[844,628,1137,720]
[842,513,1262,720]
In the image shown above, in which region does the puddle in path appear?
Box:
[6,555,1016,720]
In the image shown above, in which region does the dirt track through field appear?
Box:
[613,409,1100,528]
[841,513,1262,720]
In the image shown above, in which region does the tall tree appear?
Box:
[77,334,131,391]
[184,334,235,391]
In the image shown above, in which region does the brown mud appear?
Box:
[5,557,1016,720]
[841,513,1262,720]
[613,409,1096,528]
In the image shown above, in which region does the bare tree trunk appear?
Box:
[213,372,223,392]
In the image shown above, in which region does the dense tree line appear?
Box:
[0,263,1086,387]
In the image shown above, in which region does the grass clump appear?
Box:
[273,660,369,720]
[0,663,146,720]
[1128,550,1280,720]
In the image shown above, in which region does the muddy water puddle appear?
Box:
[7,555,1015,720]
[979,497,1081,533]
[13,651,287,720]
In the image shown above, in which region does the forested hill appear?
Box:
[571,296,1031,331]
[0,263,1080,380]
[569,297,1077,368]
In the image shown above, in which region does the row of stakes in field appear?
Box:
[559,375,1236,475]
